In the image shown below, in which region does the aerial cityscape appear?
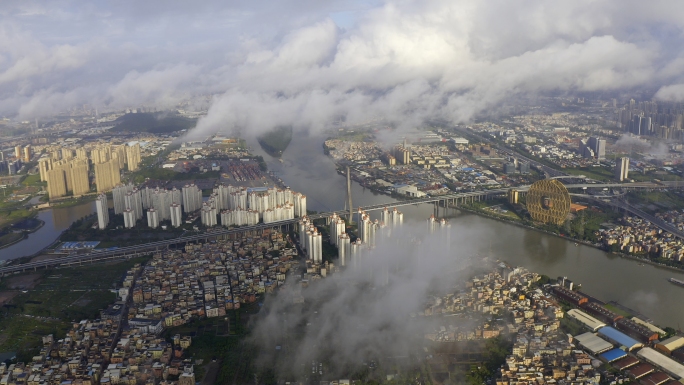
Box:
[3,1,684,385]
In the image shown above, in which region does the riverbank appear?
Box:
[456,204,684,275]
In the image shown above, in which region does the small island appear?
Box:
[257,126,293,157]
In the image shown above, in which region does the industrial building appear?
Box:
[613,356,640,371]
[566,309,606,331]
[573,332,613,355]
[640,372,672,385]
[632,317,667,337]
[393,184,426,198]
[583,302,623,324]
[550,286,588,306]
[656,336,684,356]
[597,326,643,351]
[615,317,660,343]
[637,348,684,380]
[626,363,656,379]
[600,348,628,363]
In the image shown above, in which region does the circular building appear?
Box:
[526,179,571,225]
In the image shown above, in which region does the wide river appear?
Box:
[2,133,682,327]
[257,134,684,328]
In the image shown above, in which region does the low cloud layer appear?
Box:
[3,1,684,137]
[250,222,485,379]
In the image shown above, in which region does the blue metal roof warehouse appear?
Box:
[598,327,644,351]
[600,348,628,363]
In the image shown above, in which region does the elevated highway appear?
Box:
[0,180,677,275]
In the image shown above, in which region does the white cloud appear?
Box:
[1,0,683,133]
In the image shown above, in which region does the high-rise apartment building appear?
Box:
[70,160,90,196]
[150,188,172,221]
[147,208,159,228]
[112,145,126,169]
[112,184,134,215]
[201,204,218,227]
[170,203,182,228]
[91,145,111,165]
[46,168,67,198]
[615,157,630,181]
[580,137,606,159]
[95,194,109,230]
[123,209,136,228]
[182,184,202,213]
[23,145,32,163]
[94,159,121,193]
[126,143,141,171]
[38,158,52,182]
[14,145,22,159]
[125,189,143,220]
[75,148,88,160]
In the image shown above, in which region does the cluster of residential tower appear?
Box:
[95,184,307,231]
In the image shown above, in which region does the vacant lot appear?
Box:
[0,256,150,361]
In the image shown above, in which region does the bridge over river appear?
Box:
[0,180,679,275]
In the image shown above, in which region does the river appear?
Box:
[0,201,96,262]
[255,133,684,327]
[1,133,682,326]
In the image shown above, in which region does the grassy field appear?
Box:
[0,256,150,360]
[603,303,633,318]
[21,174,44,188]
[0,209,37,228]
[464,199,524,221]
[627,191,684,212]
[564,166,614,181]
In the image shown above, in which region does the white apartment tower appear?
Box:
[615,157,629,181]
[338,233,351,266]
[123,209,136,228]
[170,203,183,228]
[125,189,143,220]
[95,194,109,230]
[147,209,159,229]
[182,184,202,213]
[112,184,134,215]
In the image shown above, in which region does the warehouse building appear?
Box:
[656,336,684,356]
[551,286,588,306]
[627,363,655,379]
[616,317,660,343]
[633,317,667,336]
[573,332,613,355]
[598,327,643,351]
[613,356,640,371]
[640,372,673,385]
[600,348,628,363]
[638,348,684,379]
[567,309,606,332]
[583,302,623,324]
